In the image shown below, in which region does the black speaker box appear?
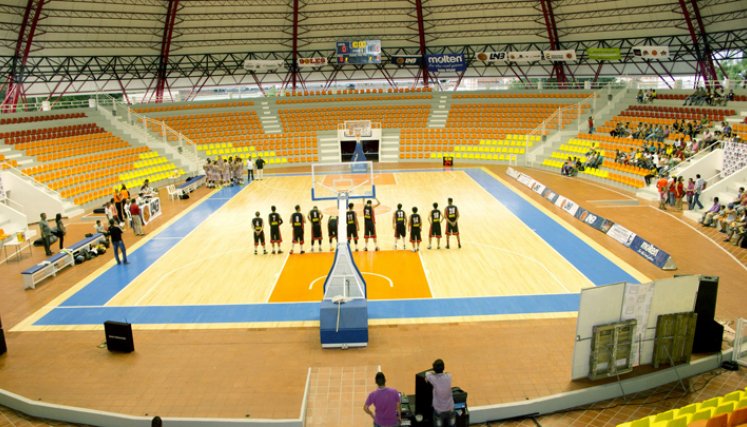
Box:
[104,321,134,353]
[415,369,433,425]
[0,328,7,355]
[692,276,723,353]
[694,276,719,320]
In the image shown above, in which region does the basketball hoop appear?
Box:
[353,129,362,142]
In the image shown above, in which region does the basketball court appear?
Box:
[12,166,649,332]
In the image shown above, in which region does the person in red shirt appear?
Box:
[129,199,145,236]
[656,175,669,210]
[674,176,685,211]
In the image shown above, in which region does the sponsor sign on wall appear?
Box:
[586,47,621,61]
[390,55,422,67]
[297,57,328,67]
[631,46,669,60]
[475,51,508,63]
[543,50,577,61]
[508,51,542,62]
[243,59,285,72]
[426,53,467,72]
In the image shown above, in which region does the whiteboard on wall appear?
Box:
[571,275,700,380]
[571,282,627,379]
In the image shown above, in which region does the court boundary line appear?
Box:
[20,167,651,330]
[480,168,650,284]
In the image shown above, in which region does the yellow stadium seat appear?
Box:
[616,418,650,427]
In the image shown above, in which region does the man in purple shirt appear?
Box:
[363,372,401,427]
[425,359,455,427]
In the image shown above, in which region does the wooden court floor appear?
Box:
[0,163,745,425]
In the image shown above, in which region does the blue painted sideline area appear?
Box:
[467,169,638,285]
[35,169,638,326]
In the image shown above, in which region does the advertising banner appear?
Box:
[631,46,670,60]
[629,236,673,268]
[542,188,559,204]
[297,57,328,67]
[243,59,285,72]
[586,47,622,61]
[390,55,422,67]
[426,53,467,72]
[475,51,508,63]
[508,51,542,62]
[543,50,577,61]
[606,223,637,247]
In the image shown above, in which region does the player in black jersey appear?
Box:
[328,214,338,251]
[362,198,380,251]
[444,197,461,249]
[346,202,360,251]
[252,211,267,255]
[409,206,422,252]
[392,203,407,250]
[428,202,443,250]
[290,205,305,254]
[307,206,323,252]
[268,205,283,254]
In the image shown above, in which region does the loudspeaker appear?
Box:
[104,321,134,353]
[414,370,433,425]
[692,276,724,353]
[0,328,6,355]
[694,276,719,320]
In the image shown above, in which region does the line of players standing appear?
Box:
[251,198,461,254]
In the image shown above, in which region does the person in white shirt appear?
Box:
[246,156,254,182]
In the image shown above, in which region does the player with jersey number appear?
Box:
[252,211,267,255]
[290,205,305,254]
[428,202,443,250]
[409,206,422,252]
[328,214,338,252]
[268,206,283,254]
[307,206,323,252]
[346,202,360,251]
[362,198,380,251]
[444,197,461,249]
[392,203,407,250]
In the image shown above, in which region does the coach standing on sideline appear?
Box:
[108,219,129,265]
[255,156,265,180]
[246,156,254,182]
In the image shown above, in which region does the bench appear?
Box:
[176,175,206,194]
[22,251,74,290]
[68,233,106,257]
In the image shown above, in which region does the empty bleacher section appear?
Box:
[276,93,432,105]
[619,105,736,122]
[616,387,747,427]
[0,111,86,125]
[131,100,254,114]
[279,104,430,132]
[445,102,587,129]
[1,118,183,207]
[399,128,539,161]
[147,110,317,164]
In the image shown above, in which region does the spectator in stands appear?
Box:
[674,176,685,211]
[130,199,145,236]
[656,175,669,210]
[649,89,657,102]
[686,178,695,209]
[717,203,737,232]
[726,89,735,103]
[561,157,576,176]
[363,372,401,427]
[644,165,658,186]
[425,359,455,427]
[722,122,733,138]
[724,207,746,243]
[636,90,645,104]
[701,197,721,226]
[38,212,53,256]
[108,219,129,265]
[711,88,724,106]
[255,156,266,180]
[52,213,66,250]
[691,174,706,210]
[587,116,594,134]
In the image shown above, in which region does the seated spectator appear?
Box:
[726,89,734,103]
[636,89,645,103]
[561,157,577,176]
[722,122,732,138]
[724,207,746,244]
[717,203,736,232]
[701,197,721,226]
[734,187,745,205]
